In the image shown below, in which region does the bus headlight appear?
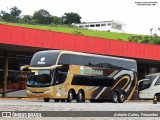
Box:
[26,90,31,93]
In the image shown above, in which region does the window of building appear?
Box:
[116,25,122,28]
[96,24,100,27]
[85,25,89,27]
[79,25,84,28]
[101,24,106,27]
[107,23,111,26]
[90,24,95,27]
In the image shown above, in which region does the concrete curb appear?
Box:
[0,97,39,100]
[0,98,154,102]
[126,100,153,102]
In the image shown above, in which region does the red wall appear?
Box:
[0,24,160,60]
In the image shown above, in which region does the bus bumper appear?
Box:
[26,89,53,98]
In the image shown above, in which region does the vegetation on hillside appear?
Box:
[0,6,160,45]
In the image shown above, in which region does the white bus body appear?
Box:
[138,73,160,99]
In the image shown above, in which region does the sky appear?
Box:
[0,0,160,35]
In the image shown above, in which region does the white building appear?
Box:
[72,21,124,33]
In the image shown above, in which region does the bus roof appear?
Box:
[30,50,137,71]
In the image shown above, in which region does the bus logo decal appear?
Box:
[86,68,103,75]
[80,66,85,75]
[37,57,46,64]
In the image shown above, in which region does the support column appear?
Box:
[2,52,8,97]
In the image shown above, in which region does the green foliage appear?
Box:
[128,36,142,42]
[128,34,160,44]
[51,16,62,24]
[62,12,81,24]
[10,6,21,17]
[0,15,3,21]
[72,30,83,35]
[0,6,21,23]
[33,9,52,24]
[20,15,33,24]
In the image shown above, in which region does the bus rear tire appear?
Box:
[44,98,50,102]
[67,90,73,102]
[118,92,126,103]
[76,90,85,103]
[112,91,118,103]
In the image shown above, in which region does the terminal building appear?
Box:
[72,21,124,32]
[0,24,160,97]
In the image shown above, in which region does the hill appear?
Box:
[0,22,136,41]
[2,22,160,45]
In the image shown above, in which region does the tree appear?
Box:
[20,15,33,24]
[33,9,52,24]
[0,6,21,22]
[51,16,62,24]
[62,12,81,24]
[0,15,3,21]
[10,6,21,17]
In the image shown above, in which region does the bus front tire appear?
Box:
[112,92,118,103]
[118,92,126,103]
[67,90,73,102]
[76,90,85,103]
[44,98,50,102]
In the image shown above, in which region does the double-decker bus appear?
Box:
[21,50,138,103]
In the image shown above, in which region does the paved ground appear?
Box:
[0,99,159,111]
[0,90,26,97]
[0,99,159,120]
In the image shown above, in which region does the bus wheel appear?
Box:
[112,92,118,103]
[67,90,73,102]
[44,98,50,102]
[76,90,85,103]
[54,99,60,102]
[118,92,126,103]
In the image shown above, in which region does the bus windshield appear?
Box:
[138,75,156,91]
[27,70,52,87]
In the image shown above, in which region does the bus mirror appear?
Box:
[20,65,29,74]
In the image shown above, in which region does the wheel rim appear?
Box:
[113,93,117,102]
[79,92,82,101]
[120,94,124,101]
[69,92,73,100]
[68,90,73,102]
